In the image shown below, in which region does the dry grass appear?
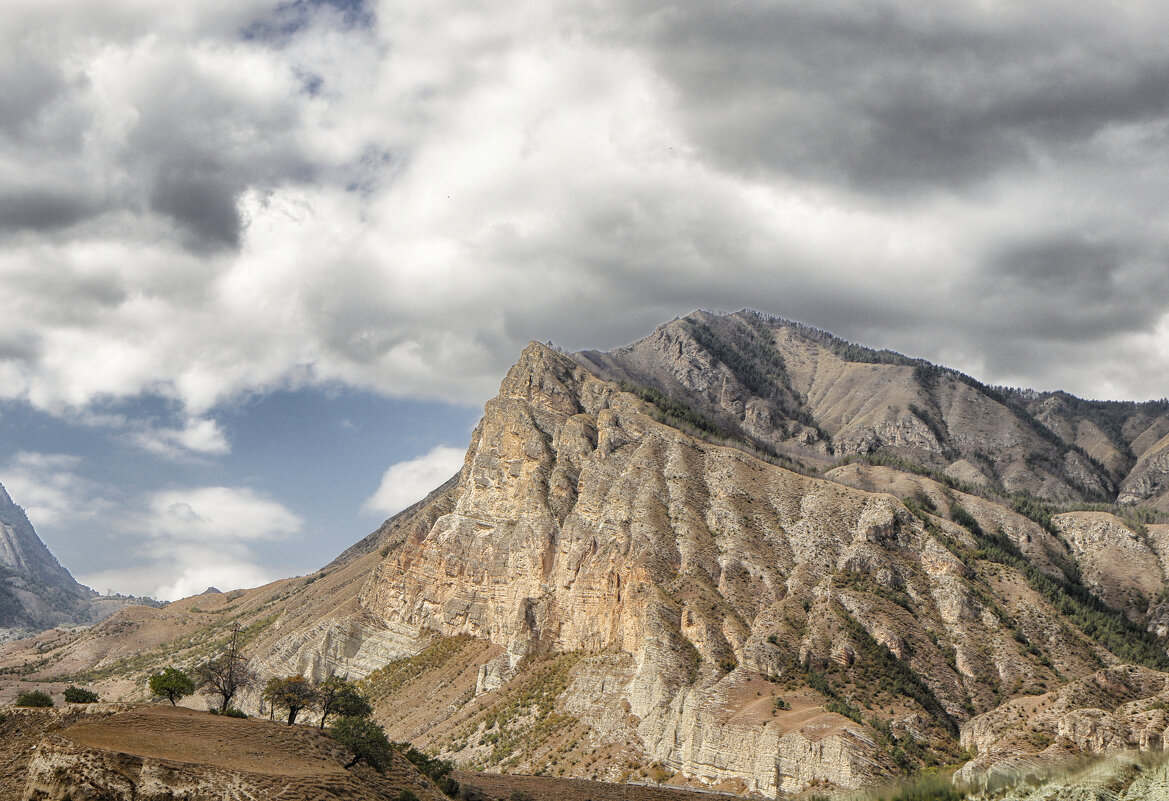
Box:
[2,702,451,801]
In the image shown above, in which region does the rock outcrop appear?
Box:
[957,665,1169,784]
[1119,431,1169,511]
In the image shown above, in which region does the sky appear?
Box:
[2,0,1169,600]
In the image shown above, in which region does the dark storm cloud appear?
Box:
[616,1,1169,195]
[3,0,1169,416]
[0,3,320,253]
[149,172,244,251]
[964,235,1169,341]
[0,190,96,233]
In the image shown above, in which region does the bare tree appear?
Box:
[196,623,256,713]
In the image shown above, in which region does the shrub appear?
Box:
[63,686,99,703]
[397,741,459,796]
[208,706,247,717]
[15,691,53,708]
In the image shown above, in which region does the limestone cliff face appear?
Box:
[957,665,1169,784]
[5,312,1168,797]
[1119,431,1169,511]
[351,342,1141,795]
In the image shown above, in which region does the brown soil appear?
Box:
[456,770,765,801]
[63,704,350,776]
[1,703,448,801]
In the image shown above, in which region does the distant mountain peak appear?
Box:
[0,480,95,635]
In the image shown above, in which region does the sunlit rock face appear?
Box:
[353,335,1153,795]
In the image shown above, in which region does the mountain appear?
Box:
[2,310,1167,797]
[577,310,1169,508]
[0,481,97,637]
[0,482,160,641]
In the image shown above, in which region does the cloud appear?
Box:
[141,486,303,542]
[131,417,232,458]
[618,1,1169,195]
[0,451,111,528]
[1,0,1169,424]
[76,554,284,603]
[363,445,465,517]
[0,472,303,600]
[72,485,304,601]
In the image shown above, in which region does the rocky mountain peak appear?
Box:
[0,480,95,636]
[577,309,1169,510]
[0,481,82,592]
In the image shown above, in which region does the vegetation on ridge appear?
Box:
[616,379,817,475]
[945,501,1169,670]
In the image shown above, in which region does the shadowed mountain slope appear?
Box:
[576,310,1169,508]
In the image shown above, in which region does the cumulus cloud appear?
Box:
[78,561,282,604]
[131,417,232,458]
[1,0,1169,423]
[73,485,304,601]
[363,445,465,517]
[0,451,112,528]
[140,486,303,541]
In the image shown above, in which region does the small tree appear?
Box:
[149,667,196,706]
[196,625,255,713]
[331,716,394,772]
[262,675,320,725]
[63,686,100,703]
[317,676,372,729]
[14,691,54,707]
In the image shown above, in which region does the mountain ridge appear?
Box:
[2,310,1167,797]
[0,481,162,640]
[576,309,1169,510]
